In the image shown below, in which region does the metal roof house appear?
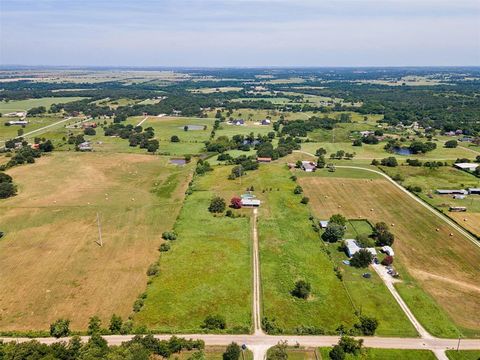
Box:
[345,239,377,259]
[382,246,395,256]
[78,141,92,151]
[301,161,316,172]
[436,189,468,195]
[241,198,261,207]
[454,163,479,171]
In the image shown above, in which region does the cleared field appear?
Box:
[446,350,480,360]
[0,97,85,113]
[298,171,480,337]
[0,152,192,331]
[134,166,252,333]
[215,122,273,138]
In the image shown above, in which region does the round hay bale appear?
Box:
[436,228,439,231]
[449,233,453,237]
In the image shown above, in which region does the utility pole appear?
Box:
[96,212,103,247]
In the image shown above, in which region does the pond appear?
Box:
[393,147,413,156]
[177,125,205,131]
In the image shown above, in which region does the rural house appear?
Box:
[301,161,316,172]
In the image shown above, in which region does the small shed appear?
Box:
[454,163,478,172]
[319,220,329,229]
[382,246,395,256]
[301,161,316,172]
[241,198,261,207]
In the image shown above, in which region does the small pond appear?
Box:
[393,147,413,156]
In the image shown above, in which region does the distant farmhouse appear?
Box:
[454,163,479,172]
[5,120,28,126]
[301,161,316,172]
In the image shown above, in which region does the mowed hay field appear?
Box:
[298,171,480,337]
[0,152,192,331]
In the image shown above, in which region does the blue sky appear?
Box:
[0,0,479,66]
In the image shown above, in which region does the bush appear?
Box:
[262,317,283,334]
[50,319,71,338]
[202,314,226,330]
[84,127,96,136]
[300,197,309,204]
[223,342,241,360]
[350,249,373,268]
[329,345,345,360]
[159,243,171,252]
[87,316,102,335]
[230,197,242,209]
[147,263,160,276]
[354,316,379,336]
[293,185,303,194]
[380,157,398,167]
[371,159,379,166]
[209,196,226,213]
[291,280,311,299]
[329,214,347,226]
[338,336,363,355]
[381,255,393,266]
[162,231,177,240]
[0,181,17,199]
[356,234,375,248]
[267,341,288,360]
[171,135,180,142]
[352,139,362,147]
[109,314,123,334]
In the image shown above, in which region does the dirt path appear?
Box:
[252,208,264,336]
[412,269,480,293]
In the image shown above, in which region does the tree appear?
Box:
[291,280,311,299]
[381,255,394,266]
[50,318,71,338]
[445,140,458,148]
[162,231,177,240]
[39,140,54,152]
[230,197,242,209]
[209,197,226,213]
[380,157,398,167]
[355,316,379,335]
[147,139,159,153]
[315,147,327,156]
[87,316,102,335]
[373,222,395,246]
[338,336,363,355]
[371,159,379,166]
[356,233,375,248]
[0,181,17,199]
[267,341,288,360]
[109,314,123,334]
[321,224,345,243]
[329,214,347,227]
[223,342,241,360]
[350,249,373,268]
[317,156,326,168]
[300,196,309,204]
[293,185,303,194]
[202,314,226,330]
[171,135,180,142]
[352,139,362,147]
[329,345,345,360]
[84,127,96,136]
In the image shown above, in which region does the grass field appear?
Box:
[298,169,480,337]
[134,166,252,333]
[222,163,416,336]
[176,346,253,360]
[0,152,192,331]
[0,114,69,142]
[0,97,85,113]
[317,347,437,360]
[446,350,480,360]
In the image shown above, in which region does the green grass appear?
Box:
[0,97,85,113]
[0,114,69,142]
[318,347,437,360]
[446,350,480,360]
[134,167,252,333]
[176,347,253,360]
[297,167,382,180]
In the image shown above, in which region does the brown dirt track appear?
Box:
[298,176,480,331]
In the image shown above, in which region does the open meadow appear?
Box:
[298,168,480,337]
[0,97,85,113]
[134,166,252,333]
[0,152,192,331]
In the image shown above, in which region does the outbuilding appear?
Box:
[454,163,479,172]
[257,157,272,163]
[241,198,261,207]
[468,188,480,195]
[301,161,316,172]
[436,189,468,195]
[381,245,395,256]
[319,220,329,229]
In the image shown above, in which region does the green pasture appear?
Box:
[446,350,480,360]
[318,347,437,360]
[0,97,85,113]
[0,115,69,142]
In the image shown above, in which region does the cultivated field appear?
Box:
[0,152,192,330]
[298,170,480,337]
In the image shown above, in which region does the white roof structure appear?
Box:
[241,198,261,207]
[301,161,316,172]
[319,220,329,228]
[345,239,361,257]
[454,163,479,171]
[382,246,395,256]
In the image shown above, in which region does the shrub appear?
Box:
[87,316,102,335]
[371,159,379,166]
[0,181,17,199]
[159,243,171,252]
[147,263,160,276]
[350,249,373,268]
[162,231,177,240]
[381,255,394,266]
[354,316,379,336]
[356,234,375,248]
[109,314,123,334]
[223,342,241,360]
[209,196,226,213]
[338,336,363,355]
[50,319,70,338]
[84,127,96,136]
[262,317,283,334]
[329,345,345,360]
[380,157,398,167]
[300,197,309,204]
[293,185,303,194]
[202,314,226,330]
[230,197,242,209]
[329,214,347,226]
[352,139,362,147]
[171,135,180,142]
[267,341,288,360]
[291,280,311,299]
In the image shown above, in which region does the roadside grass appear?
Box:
[298,171,480,337]
[446,350,480,360]
[176,346,253,360]
[0,97,85,113]
[134,166,252,333]
[318,347,437,360]
[0,152,191,331]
